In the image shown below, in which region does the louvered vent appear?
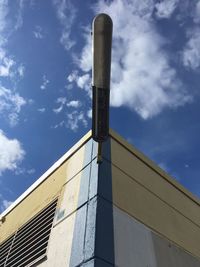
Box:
[0,198,57,267]
[0,234,15,267]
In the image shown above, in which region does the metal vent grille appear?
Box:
[0,234,15,267]
[0,199,57,267]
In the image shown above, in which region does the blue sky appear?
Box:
[0,0,200,212]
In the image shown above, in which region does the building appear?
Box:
[0,129,200,267]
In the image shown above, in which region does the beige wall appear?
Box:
[0,138,88,242]
[109,136,200,260]
[39,168,87,267]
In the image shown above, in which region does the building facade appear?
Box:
[0,129,200,267]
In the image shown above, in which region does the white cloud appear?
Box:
[0,48,5,59]
[53,97,67,113]
[67,71,91,93]
[0,86,26,126]
[56,97,66,105]
[65,83,73,90]
[87,109,92,118]
[0,0,26,34]
[18,64,25,77]
[0,130,25,175]
[53,0,76,50]
[27,168,35,174]
[0,195,13,212]
[15,0,26,30]
[66,100,81,108]
[33,25,44,39]
[0,193,14,212]
[0,0,26,33]
[158,162,169,173]
[53,120,65,129]
[77,74,91,90]
[28,98,34,105]
[14,166,36,176]
[38,107,46,113]
[0,0,27,128]
[2,199,13,209]
[75,27,92,72]
[0,56,15,77]
[8,113,19,127]
[158,162,181,181]
[182,28,200,70]
[182,2,200,71]
[155,0,179,19]
[52,108,88,131]
[0,0,9,32]
[40,75,49,90]
[53,106,63,114]
[66,110,87,131]
[0,0,27,84]
[193,0,200,24]
[75,0,191,119]
[34,31,43,39]
[67,70,78,82]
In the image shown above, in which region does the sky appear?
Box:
[0,0,200,212]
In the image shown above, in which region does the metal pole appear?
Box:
[92,13,113,163]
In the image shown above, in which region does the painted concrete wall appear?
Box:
[38,138,113,267]
[1,130,200,267]
[107,134,200,261]
[113,206,200,267]
[0,133,99,267]
[42,159,97,266]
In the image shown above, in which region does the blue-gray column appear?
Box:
[69,137,115,267]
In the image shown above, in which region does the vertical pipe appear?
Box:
[92,13,113,143]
